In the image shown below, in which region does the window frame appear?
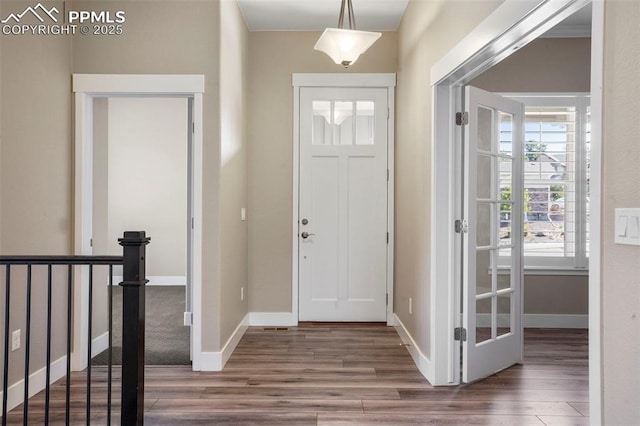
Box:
[499,93,590,274]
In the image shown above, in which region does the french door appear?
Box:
[462,86,524,382]
[298,87,389,322]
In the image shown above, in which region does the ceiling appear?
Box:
[236,0,410,32]
[237,0,591,35]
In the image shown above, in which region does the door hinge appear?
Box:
[89,238,93,248]
[454,219,468,234]
[456,112,469,126]
[193,122,195,133]
[387,169,389,181]
[191,217,195,229]
[386,293,388,306]
[387,107,390,120]
[454,327,467,342]
[386,232,389,244]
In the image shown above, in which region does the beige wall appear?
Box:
[219,0,249,346]
[247,31,397,313]
[0,0,73,390]
[471,37,591,93]
[602,0,640,423]
[395,0,503,357]
[472,37,591,316]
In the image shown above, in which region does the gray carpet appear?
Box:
[92,286,191,365]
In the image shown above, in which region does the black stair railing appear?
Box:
[0,231,150,425]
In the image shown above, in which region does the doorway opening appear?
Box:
[72,74,205,371]
[91,97,191,365]
[429,0,601,420]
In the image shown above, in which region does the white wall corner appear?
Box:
[199,351,222,371]
[393,314,434,384]
[249,312,297,327]
[0,355,67,414]
[199,313,250,371]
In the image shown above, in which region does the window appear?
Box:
[500,95,590,271]
[312,100,375,146]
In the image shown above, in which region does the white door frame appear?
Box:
[72,74,205,371]
[292,73,396,325]
[429,0,602,423]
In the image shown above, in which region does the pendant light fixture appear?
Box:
[314,0,382,68]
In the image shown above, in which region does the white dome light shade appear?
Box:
[314,28,382,67]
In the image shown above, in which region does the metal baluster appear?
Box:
[2,265,11,426]
[22,265,33,425]
[87,264,93,425]
[45,265,53,425]
[66,264,73,426]
[107,265,113,426]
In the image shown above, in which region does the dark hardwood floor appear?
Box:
[5,324,588,425]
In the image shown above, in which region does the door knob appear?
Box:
[301,231,315,239]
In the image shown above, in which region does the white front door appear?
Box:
[298,87,388,322]
[462,86,524,382]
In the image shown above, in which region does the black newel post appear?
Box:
[119,231,150,426]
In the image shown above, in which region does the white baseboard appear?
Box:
[0,355,67,413]
[249,312,297,327]
[199,313,249,371]
[91,332,109,358]
[393,314,433,383]
[113,275,186,286]
[524,314,588,328]
[476,313,588,328]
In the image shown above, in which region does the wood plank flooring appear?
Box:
[5,324,588,425]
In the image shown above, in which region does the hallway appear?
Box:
[6,324,588,425]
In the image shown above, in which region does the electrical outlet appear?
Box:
[11,329,20,351]
[409,298,413,315]
[241,287,244,301]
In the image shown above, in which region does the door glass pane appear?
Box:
[312,101,331,145]
[497,273,511,291]
[355,101,374,145]
[499,113,513,155]
[476,249,492,296]
[476,203,491,247]
[476,297,492,344]
[497,293,512,337]
[477,154,492,199]
[478,106,492,152]
[499,157,512,193]
[334,101,353,145]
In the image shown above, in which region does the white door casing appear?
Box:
[429,0,602,422]
[462,86,524,383]
[72,74,204,371]
[298,87,388,322]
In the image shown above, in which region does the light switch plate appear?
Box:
[615,208,640,246]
